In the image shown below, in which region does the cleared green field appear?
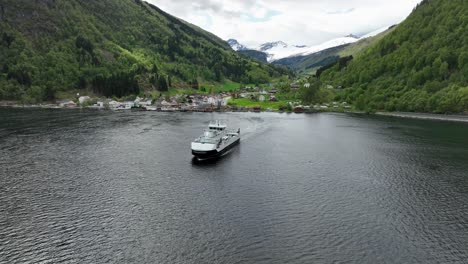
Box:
[214,82,241,92]
[228,98,286,110]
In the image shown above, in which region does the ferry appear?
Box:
[191,121,240,160]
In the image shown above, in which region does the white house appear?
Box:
[108,100,120,109]
[160,100,171,107]
[207,96,217,105]
[58,100,77,108]
[139,99,153,107]
[78,96,91,104]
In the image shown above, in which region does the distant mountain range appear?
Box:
[227,39,248,51]
[229,26,395,72]
[273,27,396,74]
[228,29,389,63]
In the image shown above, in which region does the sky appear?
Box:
[147,0,423,47]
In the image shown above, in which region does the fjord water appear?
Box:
[1,109,468,264]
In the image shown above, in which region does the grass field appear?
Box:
[214,82,241,92]
[210,82,258,93]
[228,98,286,110]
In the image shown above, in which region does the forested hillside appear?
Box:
[0,0,290,101]
[320,0,468,113]
[238,50,269,63]
[274,44,350,74]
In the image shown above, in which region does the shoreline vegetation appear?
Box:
[375,112,468,123]
[2,100,468,124]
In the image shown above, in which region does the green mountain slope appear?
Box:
[273,44,349,74]
[238,50,269,63]
[273,27,395,74]
[320,0,468,113]
[0,0,290,101]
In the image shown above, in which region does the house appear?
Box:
[269,96,278,102]
[290,84,300,90]
[207,96,217,105]
[170,100,179,108]
[294,106,304,113]
[78,96,91,105]
[219,97,227,107]
[109,101,132,110]
[108,100,119,108]
[160,100,171,107]
[139,98,153,107]
[123,101,134,109]
[58,100,77,108]
[90,101,105,109]
[252,106,261,112]
[268,89,278,94]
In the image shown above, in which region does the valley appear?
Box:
[0,0,467,115]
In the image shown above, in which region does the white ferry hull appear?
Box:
[191,121,240,160]
[192,137,240,159]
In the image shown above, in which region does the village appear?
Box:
[1,83,351,113]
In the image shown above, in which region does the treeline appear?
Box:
[91,72,139,98]
[319,0,468,113]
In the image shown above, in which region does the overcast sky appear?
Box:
[147,0,423,47]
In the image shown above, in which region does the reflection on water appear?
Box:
[1,108,468,263]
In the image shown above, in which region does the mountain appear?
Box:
[227,39,269,62]
[273,44,351,74]
[258,41,308,62]
[345,34,360,39]
[320,0,468,113]
[274,27,395,74]
[259,41,289,52]
[238,50,269,63]
[293,36,360,57]
[0,0,290,102]
[227,39,248,51]
[229,36,365,63]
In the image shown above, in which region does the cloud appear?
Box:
[147,0,423,47]
[243,9,281,23]
[327,8,355,15]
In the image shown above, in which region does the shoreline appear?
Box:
[375,111,468,123]
[2,102,468,123]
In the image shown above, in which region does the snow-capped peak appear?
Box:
[345,34,360,39]
[261,36,359,62]
[299,36,360,57]
[227,27,392,62]
[227,39,248,51]
[258,41,288,52]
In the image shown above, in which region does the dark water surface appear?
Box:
[1,108,468,263]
